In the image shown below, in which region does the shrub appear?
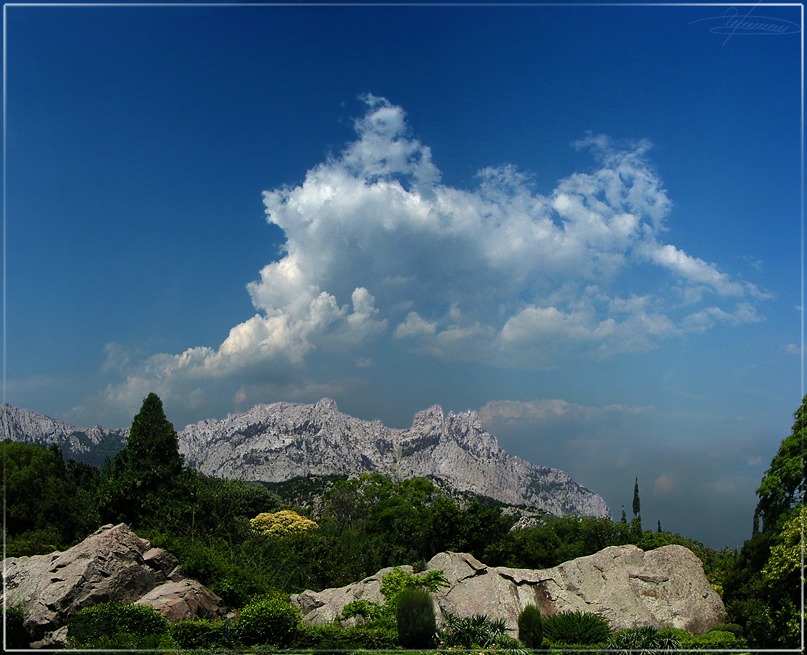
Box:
[380,566,449,611]
[297,621,399,650]
[396,587,436,649]
[542,610,611,645]
[517,604,543,648]
[6,605,30,649]
[235,593,301,647]
[66,601,170,647]
[250,509,319,537]
[607,626,681,652]
[709,622,744,637]
[171,618,231,649]
[678,629,748,649]
[439,611,509,648]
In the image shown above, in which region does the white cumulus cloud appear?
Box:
[97,94,767,420]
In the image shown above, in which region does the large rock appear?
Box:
[291,545,725,635]
[2,524,224,647]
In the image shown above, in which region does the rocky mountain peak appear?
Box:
[2,398,611,520]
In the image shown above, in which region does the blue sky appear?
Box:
[4,2,802,548]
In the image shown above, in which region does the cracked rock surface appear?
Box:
[290,545,725,634]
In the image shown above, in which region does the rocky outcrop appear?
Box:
[291,546,725,635]
[180,399,610,518]
[1,524,224,647]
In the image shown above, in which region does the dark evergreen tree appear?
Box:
[99,393,185,526]
[657,519,662,533]
[619,505,627,525]
[631,478,642,535]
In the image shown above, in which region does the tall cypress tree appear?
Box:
[631,477,642,536]
[100,393,185,526]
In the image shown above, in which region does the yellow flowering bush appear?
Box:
[250,510,319,537]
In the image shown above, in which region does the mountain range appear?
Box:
[1,399,610,519]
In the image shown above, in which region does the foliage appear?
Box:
[297,621,399,650]
[340,598,387,622]
[170,618,232,649]
[2,440,101,550]
[98,392,186,527]
[438,611,509,649]
[396,587,437,649]
[722,396,806,647]
[755,394,806,532]
[5,605,30,649]
[234,592,302,647]
[65,601,170,647]
[607,626,681,652]
[380,566,450,610]
[517,604,543,648]
[541,610,611,645]
[250,509,319,536]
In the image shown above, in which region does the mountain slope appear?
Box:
[1,399,610,518]
[0,404,128,468]
[179,398,610,518]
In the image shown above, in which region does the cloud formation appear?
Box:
[98,94,766,418]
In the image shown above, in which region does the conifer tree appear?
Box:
[631,478,642,535]
[100,393,185,526]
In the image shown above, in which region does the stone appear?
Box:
[135,579,225,623]
[2,523,224,647]
[291,545,726,635]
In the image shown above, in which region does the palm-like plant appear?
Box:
[439,611,508,648]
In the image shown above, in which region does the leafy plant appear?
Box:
[5,605,30,649]
[66,601,170,648]
[340,598,387,622]
[542,610,611,645]
[396,587,437,648]
[517,603,543,648]
[607,626,681,653]
[250,509,319,536]
[171,618,231,649]
[234,592,302,647]
[439,611,509,648]
[380,565,450,610]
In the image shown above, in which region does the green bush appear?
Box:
[517,604,543,648]
[684,629,748,649]
[542,610,612,645]
[235,593,301,647]
[439,611,509,648]
[171,618,231,649]
[300,622,400,650]
[608,626,681,651]
[708,622,745,638]
[396,587,436,649]
[6,605,30,649]
[66,601,170,647]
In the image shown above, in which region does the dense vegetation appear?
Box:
[3,391,804,650]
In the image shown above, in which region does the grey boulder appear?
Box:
[291,545,725,635]
[2,523,224,647]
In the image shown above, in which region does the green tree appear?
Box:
[99,393,185,527]
[755,395,806,532]
[631,477,642,535]
[724,395,806,647]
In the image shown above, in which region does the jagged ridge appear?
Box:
[1,399,610,519]
[179,398,610,518]
[0,404,128,468]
